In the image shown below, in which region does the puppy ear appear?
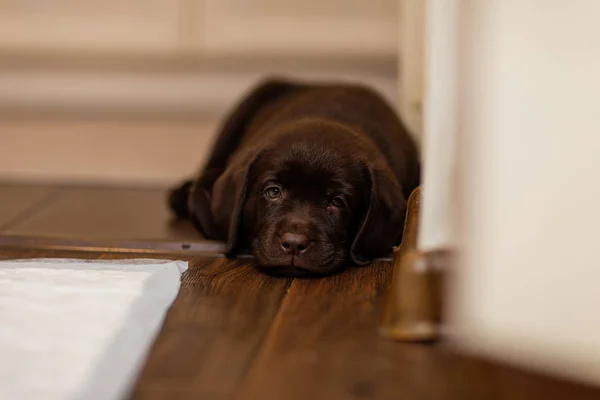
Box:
[350,163,407,265]
[187,78,302,243]
[210,148,262,257]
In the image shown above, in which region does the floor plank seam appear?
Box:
[230,277,295,399]
[0,188,64,232]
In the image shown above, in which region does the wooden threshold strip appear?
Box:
[0,234,394,262]
[0,235,227,257]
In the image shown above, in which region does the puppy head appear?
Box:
[211,121,407,276]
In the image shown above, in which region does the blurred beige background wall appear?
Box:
[398,0,600,388]
[0,0,400,186]
[452,0,600,386]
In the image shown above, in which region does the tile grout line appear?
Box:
[0,188,65,232]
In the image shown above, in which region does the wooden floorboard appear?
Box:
[2,183,600,399]
[0,185,58,230]
[0,249,290,399]
[1,249,599,399]
[236,261,404,400]
[4,186,200,241]
[236,257,600,400]
[130,257,291,400]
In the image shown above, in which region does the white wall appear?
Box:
[0,0,398,186]
[417,0,458,251]
[451,0,600,386]
[397,0,425,144]
[397,0,459,252]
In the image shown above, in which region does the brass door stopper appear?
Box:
[379,187,447,342]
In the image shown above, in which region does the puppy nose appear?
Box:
[280,233,310,254]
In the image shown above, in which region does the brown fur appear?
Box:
[169,78,420,276]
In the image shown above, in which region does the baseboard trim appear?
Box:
[0,55,398,118]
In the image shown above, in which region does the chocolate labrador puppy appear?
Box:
[169,78,420,276]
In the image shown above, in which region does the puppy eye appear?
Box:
[264,186,283,199]
[329,196,346,208]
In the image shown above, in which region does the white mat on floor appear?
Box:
[0,258,188,400]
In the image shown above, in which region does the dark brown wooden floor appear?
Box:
[1,185,599,399]
[0,184,199,240]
